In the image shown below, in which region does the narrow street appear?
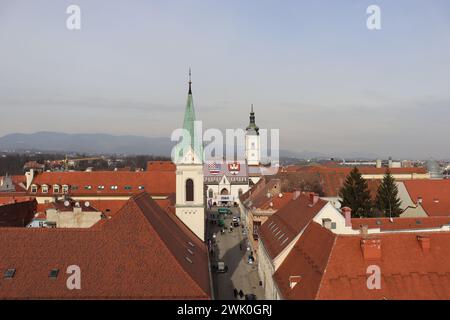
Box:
[207,206,264,300]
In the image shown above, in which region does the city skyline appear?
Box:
[1,0,450,158]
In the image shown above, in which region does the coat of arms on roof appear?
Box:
[228,162,241,175]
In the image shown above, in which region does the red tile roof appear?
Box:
[403,180,450,217]
[274,222,450,300]
[352,217,450,231]
[147,161,176,171]
[29,170,175,196]
[0,193,210,299]
[259,193,327,260]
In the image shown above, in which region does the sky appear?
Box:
[0,0,449,159]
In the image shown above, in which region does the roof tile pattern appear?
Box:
[0,193,210,299]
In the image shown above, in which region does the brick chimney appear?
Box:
[342,207,352,227]
[417,235,430,253]
[309,193,319,206]
[360,238,381,261]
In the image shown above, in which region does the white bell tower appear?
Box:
[245,104,261,166]
[175,70,205,241]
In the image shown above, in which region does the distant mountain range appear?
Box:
[0,132,174,156]
[0,131,375,160]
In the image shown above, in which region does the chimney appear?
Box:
[293,191,301,200]
[360,238,381,260]
[289,275,302,289]
[342,207,352,227]
[360,224,369,236]
[417,235,430,253]
[309,193,319,206]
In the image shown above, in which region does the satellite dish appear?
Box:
[84,201,90,207]
[64,201,70,207]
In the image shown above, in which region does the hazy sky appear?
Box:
[0,0,449,159]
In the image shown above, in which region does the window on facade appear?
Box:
[53,185,60,193]
[138,186,145,190]
[84,185,92,190]
[31,185,37,193]
[98,185,105,190]
[110,185,118,190]
[186,179,194,202]
[71,185,79,191]
[62,185,69,193]
[42,185,48,193]
[124,185,132,190]
[208,188,213,198]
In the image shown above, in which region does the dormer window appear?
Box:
[98,185,105,190]
[110,185,118,190]
[84,185,92,190]
[62,185,69,193]
[53,185,60,193]
[41,185,49,194]
[138,186,145,190]
[30,184,38,193]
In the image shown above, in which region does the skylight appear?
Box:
[49,269,59,279]
[4,268,15,279]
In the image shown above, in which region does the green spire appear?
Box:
[180,69,202,162]
[246,104,259,134]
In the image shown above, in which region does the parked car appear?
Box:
[213,261,229,273]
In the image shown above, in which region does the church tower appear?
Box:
[175,70,205,241]
[245,104,261,166]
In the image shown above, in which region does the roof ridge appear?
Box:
[314,224,338,300]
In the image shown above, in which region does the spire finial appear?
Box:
[188,68,192,94]
[251,104,254,113]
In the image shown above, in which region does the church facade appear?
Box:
[174,72,264,240]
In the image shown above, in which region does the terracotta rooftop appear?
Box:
[274,222,450,300]
[0,192,210,299]
[29,170,175,196]
[403,180,450,217]
[259,192,327,260]
[352,216,450,231]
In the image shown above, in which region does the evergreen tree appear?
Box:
[374,169,402,217]
[339,167,372,217]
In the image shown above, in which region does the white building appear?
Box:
[204,161,249,206]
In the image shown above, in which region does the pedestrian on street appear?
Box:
[233,288,238,298]
[239,290,244,299]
